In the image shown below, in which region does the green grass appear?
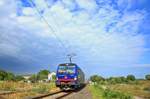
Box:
[89,84,133,99]
[103,89,132,99]
[89,80,150,99]
[89,85,104,99]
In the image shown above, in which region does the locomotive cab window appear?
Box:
[58,65,75,74]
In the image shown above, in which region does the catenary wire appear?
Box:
[29,0,69,55]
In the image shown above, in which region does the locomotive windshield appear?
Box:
[58,66,75,74]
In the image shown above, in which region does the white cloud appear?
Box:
[76,0,97,12]
[22,7,36,15]
[0,0,4,6]
[34,0,48,11]
[0,0,148,69]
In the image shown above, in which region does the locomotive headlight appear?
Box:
[74,76,77,80]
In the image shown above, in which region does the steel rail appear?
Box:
[0,91,17,95]
[30,91,64,99]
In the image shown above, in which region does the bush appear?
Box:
[0,70,24,81]
[4,72,15,81]
[145,74,150,80]
[143,87,150,92]
[127,75,136,81]
[15,75,25,81]
[90,84,133,99]
[90,75,105,83]
[29,74,38,83]
[107,76,127,84]
[37,70,50,80]
[0,70,8,80]
[103,89,132,99]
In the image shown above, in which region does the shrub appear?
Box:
[145,74,150,80]
[37,70,50,80]
[143,87,150,92]
[103,89,133,99]
[90,75,105,83]
[0,70,8,80]
[127,75,136,81]
[15,75,25,81]
[29,74,38,83]
[107,77,127,84]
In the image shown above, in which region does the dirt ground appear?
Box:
[62,86,92,99]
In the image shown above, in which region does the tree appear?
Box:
[0,70,7,80]
[107,76,127,84]
[29,74,38,83]
[119,76,127,82]
[90,75,104,83]
[0,70,16,81]
[108,77,117,84]
[127,75,135,81]
[5,72,15,81]
[52,75,56,81]
[145,74,150,80]
[0,70,24,81]
[15,75,25,81]
[37,70,50,80]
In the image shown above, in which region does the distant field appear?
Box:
[89,80,150,99]
[108,80,150,99]
[0,81,57,99]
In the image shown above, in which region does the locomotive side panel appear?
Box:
[77,67,85,85]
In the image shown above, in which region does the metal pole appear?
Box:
[67,53,76,63]
[69,56,72,63]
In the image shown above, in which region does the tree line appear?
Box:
[29,69,53,82]
[0,69,55,82]
[90,74,150,84]
[0,70,24,81]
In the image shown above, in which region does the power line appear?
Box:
[29,0,77,63]
[28,0,68,54]
[44,2,73,54]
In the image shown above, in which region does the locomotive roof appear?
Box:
[58,63,77,66]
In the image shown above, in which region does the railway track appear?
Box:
[30,90,72,99]
[29,84,86,99]
[30,85,86,99]
[0,90,23,97]
[0,90,31,99]
[0,91,17,95]
[0,91,19,99]
[0,90,72,99]
[0,85,86,99]
[0,89,30,96]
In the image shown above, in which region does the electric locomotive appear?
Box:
[55,63,85,90]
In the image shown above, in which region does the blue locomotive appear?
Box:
[55,63,85,90]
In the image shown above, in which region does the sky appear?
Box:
[0,0,150,78]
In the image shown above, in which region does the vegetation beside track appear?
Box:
[0,69,58,98]
[89,74,150,99]
[108,80,150,98]
[0,81,57,99]
[89,84,132,99]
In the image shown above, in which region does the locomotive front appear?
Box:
[55,63,79,90]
